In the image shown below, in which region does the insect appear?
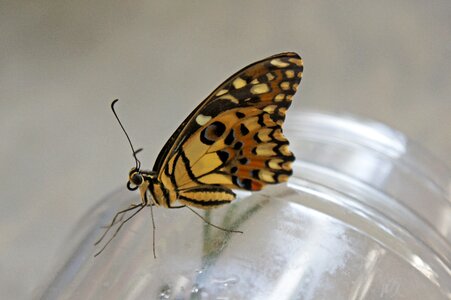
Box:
[95,52,303,257]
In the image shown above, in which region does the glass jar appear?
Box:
[39,111,451,300]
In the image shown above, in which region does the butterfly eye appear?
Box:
[131,173,143,185]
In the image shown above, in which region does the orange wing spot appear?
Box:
[251,181,263,190]
[244,159,267,169]
[234,168,252,179]
[285,70,295,78]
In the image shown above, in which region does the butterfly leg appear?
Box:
[184,206,243,234]
[99,203,141,229]
[173,185,242,233]
[95,203,142,244]
[94,204,145,257]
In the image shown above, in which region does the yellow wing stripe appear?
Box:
[178,185,235,208]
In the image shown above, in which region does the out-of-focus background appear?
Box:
[1,1,450,299]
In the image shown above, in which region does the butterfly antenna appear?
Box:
[111,99,142,169]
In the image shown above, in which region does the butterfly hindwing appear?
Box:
[155,52,303,208]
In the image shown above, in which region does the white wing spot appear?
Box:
[216,89,228,96]
[232,77,247,89]
[218,94,239,104]
[263,105,277,114]
[266,73,275,81]
[268,158,283,170]
[250,83,270,94]
[195,114,211,126]
[274,93,285,102]
[270,59,289,68]
[259,170,275,183]
[288,58,303,66]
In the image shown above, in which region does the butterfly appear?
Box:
[95,52,303,256]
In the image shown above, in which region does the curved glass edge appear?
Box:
[285,110,451,241]
[38,111,451,300]
[286,111,450,193]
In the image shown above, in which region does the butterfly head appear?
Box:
[127,168,143,191]
[126,147,144,191]
[127,167,158,191]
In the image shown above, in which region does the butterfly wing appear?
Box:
[153,52,303,208]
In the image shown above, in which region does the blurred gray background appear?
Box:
[1,1,450,299]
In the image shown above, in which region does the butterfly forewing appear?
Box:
[155,52,303,208]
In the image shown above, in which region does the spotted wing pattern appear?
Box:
[155,52,303,208]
